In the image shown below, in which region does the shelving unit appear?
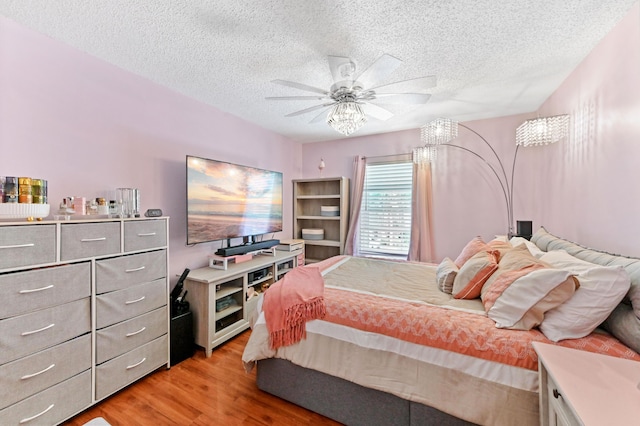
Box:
[185,249,303,357]
[293,177,349,263]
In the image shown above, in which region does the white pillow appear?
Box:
[539,249,596,273]
[539,264,630,341]
[436,257,458,294]
[509,236,545,258]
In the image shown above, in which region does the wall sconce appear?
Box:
[413,114,569,237]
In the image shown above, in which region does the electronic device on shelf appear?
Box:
[215,239,279,257]
[144,208,163,217]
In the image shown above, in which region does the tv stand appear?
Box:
[215,239,279,256]
[185,247,303,356]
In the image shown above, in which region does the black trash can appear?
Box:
[170,309,195,366]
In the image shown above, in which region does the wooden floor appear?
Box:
[63,330,341,425]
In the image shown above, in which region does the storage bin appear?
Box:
[302,229,324,240]
[320,206,339,216]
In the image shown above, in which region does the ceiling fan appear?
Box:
[266,54,436,136]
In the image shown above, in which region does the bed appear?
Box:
[242,227,640,425]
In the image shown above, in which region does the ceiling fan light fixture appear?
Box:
[326,101,367,136]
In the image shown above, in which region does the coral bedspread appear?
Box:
[242,255,639,425]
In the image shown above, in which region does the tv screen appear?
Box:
[186,155,283,245]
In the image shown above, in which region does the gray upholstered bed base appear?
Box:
[256,358,475,426]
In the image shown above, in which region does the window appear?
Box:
[357,161,413,258]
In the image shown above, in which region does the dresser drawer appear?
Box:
[0,298,91,365]
[0,370,91,425]
[96,249,167,294]
[96,306,168,364]
[124,219,167,252]
[96,279,167,329]
[96,335,168,401]
[0,334,90,410]
[0,224,56,270]
[60,222,121,261]
[546,377,580,426]
[0,262,90,320]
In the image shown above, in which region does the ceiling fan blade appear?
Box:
[271,79,328,95]
[361,103,394,121]
[371,75,437,92]
[328,56,355,85]
[266,96,329,101]
[310,106,334,123]
[285,103,336,117]
[370,93,432,104]
[354,54,402,88]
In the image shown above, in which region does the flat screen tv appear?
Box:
[186,155,283,245]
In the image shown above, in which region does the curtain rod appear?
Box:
[363,152,412,160]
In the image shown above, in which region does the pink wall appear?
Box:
[302,114,531,261]
[527,2,640,256]
[0,16,302,283]
[302,3,640,260]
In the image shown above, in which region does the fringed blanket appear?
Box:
[262,266,326,349]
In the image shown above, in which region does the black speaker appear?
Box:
[517,220,533,240]
[170,311,194,366]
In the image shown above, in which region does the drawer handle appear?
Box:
[126,326,146,337]
[19,284,54,294]
[0,243,35,250]
[125,266,146,273]
[125,296,146,305]
[126,357,146,370]
[137,232,157,237]
[21,323,55,336]
[553,389,561,399]
[80,237,107,242]
[19,403,55,424]
[21,363,55,380]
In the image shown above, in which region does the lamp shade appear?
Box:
[516,115,569,147]
[420,117,459,145]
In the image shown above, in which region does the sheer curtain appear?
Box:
[344,155,366,256]
[408,161,435,262]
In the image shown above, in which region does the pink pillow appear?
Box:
[454,236,490,268]
[481,247,579,329]
[484,268,578,330]
[453,250,500,299]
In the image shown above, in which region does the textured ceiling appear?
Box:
[1,1,637,143]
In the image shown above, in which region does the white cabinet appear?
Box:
[533,342,640,426]
[293,177,349,263]
[0,217,169,425]
[185,249,303,357]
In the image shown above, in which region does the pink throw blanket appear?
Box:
[262,266,325,350]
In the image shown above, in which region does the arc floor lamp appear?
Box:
[413,115,569,237]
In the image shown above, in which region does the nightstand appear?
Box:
[533,342,640,426]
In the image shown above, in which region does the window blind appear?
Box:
[358,161,413,257]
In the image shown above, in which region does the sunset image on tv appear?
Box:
[186,156,283,245]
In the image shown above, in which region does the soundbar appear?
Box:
[215,239,280,257]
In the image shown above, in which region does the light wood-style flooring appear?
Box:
[63,330,341,425]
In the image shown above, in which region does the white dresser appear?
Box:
[0,217,170,425]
